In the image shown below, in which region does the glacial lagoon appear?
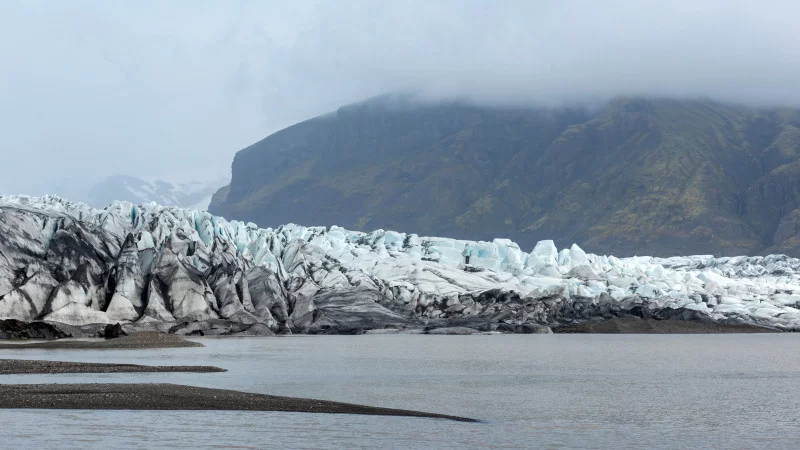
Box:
[3,334,800,449]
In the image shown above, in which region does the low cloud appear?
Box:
[1,0,799,194]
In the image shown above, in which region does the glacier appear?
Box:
[1,195,799,336]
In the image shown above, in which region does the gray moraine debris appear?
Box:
[0,383,478,422]
[0,359,224,374]
[0,332,203,349]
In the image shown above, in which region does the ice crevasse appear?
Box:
[0,195,799,332]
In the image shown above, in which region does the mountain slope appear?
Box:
[210,96,800,257]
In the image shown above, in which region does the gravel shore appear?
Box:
[0,331,477,421]
[0,383,478,422]
[552,317,777,333]
[0,359,225,374]
[0,332,203,349]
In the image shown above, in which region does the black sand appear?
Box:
[0,383,477,422]
[0,332,203,349]
[0,359,225,374]
[552,317,777,333]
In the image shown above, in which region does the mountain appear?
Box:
[209,96,800,257]
[2,195,799,336]
[87,175,223,210]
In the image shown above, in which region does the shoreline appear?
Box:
[0,332,203,349]
[0,359,225,375]
[551,317,778,334]
[0,383,478,422]
[0,321,784,348]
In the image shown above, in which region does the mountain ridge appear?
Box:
[210,96,800,257]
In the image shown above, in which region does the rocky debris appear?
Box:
[0,195,799,336]
[0,320,68,340]
[0,332,203,349]
[0,359,224,374]
[0,383,477,422]
[103,323,126,339]
[424,327,486,335]
[551,317,777,334]
[497,323,553,334]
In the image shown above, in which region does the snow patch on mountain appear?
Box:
[86,175,224,210]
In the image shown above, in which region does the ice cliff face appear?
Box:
[1,195,800,335]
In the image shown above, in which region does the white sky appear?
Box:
[1,0,799,194]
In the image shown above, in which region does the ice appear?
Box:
[44,303,113,326]
[1,194,800,331]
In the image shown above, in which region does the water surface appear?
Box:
[2,334,799,449]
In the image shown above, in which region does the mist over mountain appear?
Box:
[210,95,800,257]
[15,175,225,210]
[86,175,223,210]
[3,1,800,196]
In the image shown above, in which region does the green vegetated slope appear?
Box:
[210,95,800,257]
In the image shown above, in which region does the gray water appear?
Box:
[2,334,800,449]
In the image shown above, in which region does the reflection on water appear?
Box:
[3,334,800,449]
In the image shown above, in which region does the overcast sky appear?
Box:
[1,0,799,195]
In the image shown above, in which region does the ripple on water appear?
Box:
[3,334,800,448]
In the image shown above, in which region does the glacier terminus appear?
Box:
[1,195,799,336]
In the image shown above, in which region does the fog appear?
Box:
[1,0,798,195]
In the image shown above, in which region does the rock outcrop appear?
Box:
[210,96,800,258]
[1,195,800,336]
